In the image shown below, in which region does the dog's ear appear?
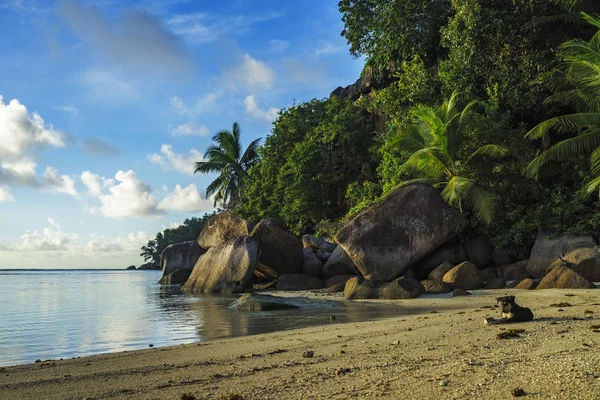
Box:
[495,297,501,303]
[509,296,516,302]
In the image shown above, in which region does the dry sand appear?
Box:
[1,288,600,400]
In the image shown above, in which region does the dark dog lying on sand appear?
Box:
[484,296,534,325]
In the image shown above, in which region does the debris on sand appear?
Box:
[550,302,573,307]
[511,387,526,397]
[497,329,525,339]
[302,350,314,358]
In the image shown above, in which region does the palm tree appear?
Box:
[393,92,508,223]
[524,13,600,196]
[194,122,261,208]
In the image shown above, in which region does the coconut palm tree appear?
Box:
[194,122,261,208]
[393,92,508,223]
[524,13,600,196]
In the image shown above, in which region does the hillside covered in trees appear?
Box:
[145,0,600,260]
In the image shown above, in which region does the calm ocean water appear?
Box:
[0,270,399,367]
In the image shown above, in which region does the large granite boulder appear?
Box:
[322,245,360,277]
[316,249,333,263]
[335,184,466,281]
[230,293,343,311]
[251,219,303,275]
[428,261,455,281]
[412,243,467,278]
[515,278,538,290]
[197,212,255,249]
[344,277,424,300]
[324,274,356,289]
[275,274,322,290]
[442,261,483,290]
[302,234,337,252]
[465,235,494,267]
[526,231,595,278]
[546,246,600,282]
[480,268,499,283]
[498,260,529,281]
[420,279,451,294]
[492,248,511,265]
[537,266,596,289]
[301,248,323,278]
[483,277,506,289]
[183,236,259,293]
[158,268,192,285]
[160,241,206,277]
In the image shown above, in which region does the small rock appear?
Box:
[337,367,351,376]
[149,344,154,348]
[302,350,314,358]
[511,388,526,397]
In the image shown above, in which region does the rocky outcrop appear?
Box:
[316,249,333,263]
[442,261,483,290]
[413,243,466,278]
[344,277,424,300]
[160,240,206,278]
[158,268,192,285]
[480,268,499,283]
[138,262,160,270]
[492,248,511,265]
[536,266,596,289]
[546,246,600,282]
[329,65,389,101]
[301,248,323,277]
[465,235,493,267]
[327,282,347,293]
[526,231,595,279]
[515,278,538,290]
[183,236,259,293]
[230,293,343,311]
[322,246,360,277]
[428,261,455,281]
[498,260,528,282]
[335,184,466,281]
[126,265,136,270]
[302,235,337,252]
[275,274,322,291]
[197,212,255,249]
[251,219,303,275]
[483,278,505,289]
[420,279,451,294]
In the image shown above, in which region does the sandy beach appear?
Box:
[1,289,600,400]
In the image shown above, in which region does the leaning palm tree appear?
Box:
[393,92,508,223]
[194,122,261,208]
[524,13,600,196]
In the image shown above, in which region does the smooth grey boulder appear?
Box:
[526,231,595,279]
[301,248,323,277]
[344,277,424,300]
[428,261,455,281]
[322,245,360,277]
[480,268,499,283]
[323,274,356,289]
[515,278,538,290]
[316,249,334,263]
[335,184,466,281]
[442,261,483,290]
[414,243,467,277]
[159,240,206,280]
[420,279,451,294]
[275,274,322,291]
[302,234,337,252]
[183,236,258,293]
[546,246,600,282]
[465,235,494,267]
[483,277,505,289]
[251,219,303,275]
[197,212,255,249]
[230,293,344,311]
[492,248,511,265]
[498,260,528,281]
[158,268,192,285]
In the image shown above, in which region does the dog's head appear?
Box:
[496,296,516,313]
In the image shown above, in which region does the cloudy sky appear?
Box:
[0,0,363,269]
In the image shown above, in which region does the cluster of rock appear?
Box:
[157,183,598,299]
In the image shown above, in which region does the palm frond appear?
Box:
[241,137,262,166]
[583,175,600,198]
[590,145,600,176]
[466,144,510,165]
[525,113,600,139]
[441,176,473,208]
[194,161,225,174]
[399,147,450,179]
[468,185,499,224]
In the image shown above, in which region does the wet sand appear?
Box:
[1,288,600,400]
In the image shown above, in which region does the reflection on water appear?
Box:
[0,270,400,367]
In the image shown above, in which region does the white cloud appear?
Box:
[81,138,119,157]
[16,228,80,251]
[56,105,78,114]
[0,186,14,203]
[81,69,140,101]
[97,170,162,218]
[158,184,213,212]
[170,96,189,115]
[314,42,345,57]
[167,12,282,43]
[58,0,192,75]
[244,94,279,122]
[81,171,103,197]
[86,231,149,253]
[41,167,77,196]
[224,53,275,91]
[268,39,288,53]
[147,144,203,176]
[168,122,209,137]
[47,217,61,229]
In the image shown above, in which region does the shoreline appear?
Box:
[1,289,600,399]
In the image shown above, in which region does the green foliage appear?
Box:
[194,122,261,208]
[140,213,215,264]
[345,180,382,219]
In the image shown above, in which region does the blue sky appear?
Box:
[0,0,364,268]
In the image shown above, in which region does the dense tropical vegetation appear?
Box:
[146,0,600,259]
